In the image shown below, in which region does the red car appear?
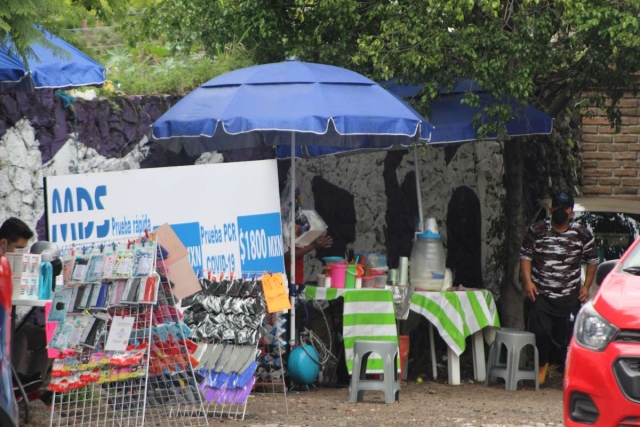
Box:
[564,236,640,426]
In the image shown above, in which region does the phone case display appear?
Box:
[181,277,267,417]
[48,238,208,427]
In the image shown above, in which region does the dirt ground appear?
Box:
[22,372,564,427]
[235,378,564,427]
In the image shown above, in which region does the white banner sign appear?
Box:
[44,160,285,276]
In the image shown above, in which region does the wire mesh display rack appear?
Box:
[182,272,289,421]
[49,239,208,427]
[48,239,291,426]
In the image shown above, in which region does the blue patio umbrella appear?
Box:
[0,27,106,92]
[151,59,434,343]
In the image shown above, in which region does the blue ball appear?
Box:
[287,344,320,385]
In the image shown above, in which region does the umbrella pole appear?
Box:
[415,145,437,379]
[290,132,297,345]
[414,146,425,233]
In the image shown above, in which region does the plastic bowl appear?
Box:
[370,266,389,276]
[323,256,345,266]
[374,275,388,288]
[361,276,375,288]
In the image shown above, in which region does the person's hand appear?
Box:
[314,235,333,249]
[579,286,590,303]
[523,280,538,302]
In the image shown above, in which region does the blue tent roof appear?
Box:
[275,79,553,158]
[382,79,553,144]
[0,27,106,92]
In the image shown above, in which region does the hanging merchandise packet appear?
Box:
[88,283,103,308]
[48,287,73,322]
[86,253,105,283]
[102,251,117,279]
[91,282,110,308]
[50,314,92,351]
[77,285,94,310]
[80,313,110,349]
[70,256,90,283]
[137,275,159,304]
[109,280,127,306]
[62,255,76,285]
[112,250,134,278]
[121,277,143,304]
[133,246,155,277]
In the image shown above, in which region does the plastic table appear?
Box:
[410,290,500,385]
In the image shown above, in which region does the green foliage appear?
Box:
[98,46,253,96]
[0,0,127,63]
[135,0,640,127]
[131,0,367,64]
[0,0,75,61]
[73,0,128,20]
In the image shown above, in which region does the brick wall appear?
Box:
[581,94,640,198]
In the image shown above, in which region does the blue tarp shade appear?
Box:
[275,79,553,158]
[0,28,106,92]
[151,61,433,157]
[383,79,553,144]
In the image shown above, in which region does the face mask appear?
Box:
[12,247,28,254]
[552,208,569,225]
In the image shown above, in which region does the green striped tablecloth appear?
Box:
[304,287,398,374]
[410,290,500,356]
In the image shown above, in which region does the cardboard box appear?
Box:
[12,276,29,300]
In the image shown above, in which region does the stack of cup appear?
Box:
[398,257,409,285]
[389,269,399,285]
[317,273,328,287]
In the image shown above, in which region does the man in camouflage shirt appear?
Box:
[520,192,599,384]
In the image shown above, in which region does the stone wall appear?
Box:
[581,94,640,199]
[291,140,506,293]
[0,90,201,240]
[0,90,506,297]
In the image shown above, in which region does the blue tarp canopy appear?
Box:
[383,79,553,144]
[275,79,553,158]
[0,27,106,92]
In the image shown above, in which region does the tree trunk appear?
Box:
[500,139,527,329]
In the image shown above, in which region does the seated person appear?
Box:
[0,218,49,388]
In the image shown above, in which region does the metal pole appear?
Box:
[414,146,425,233]
[290,132,297,344]
[415,145,435,377]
